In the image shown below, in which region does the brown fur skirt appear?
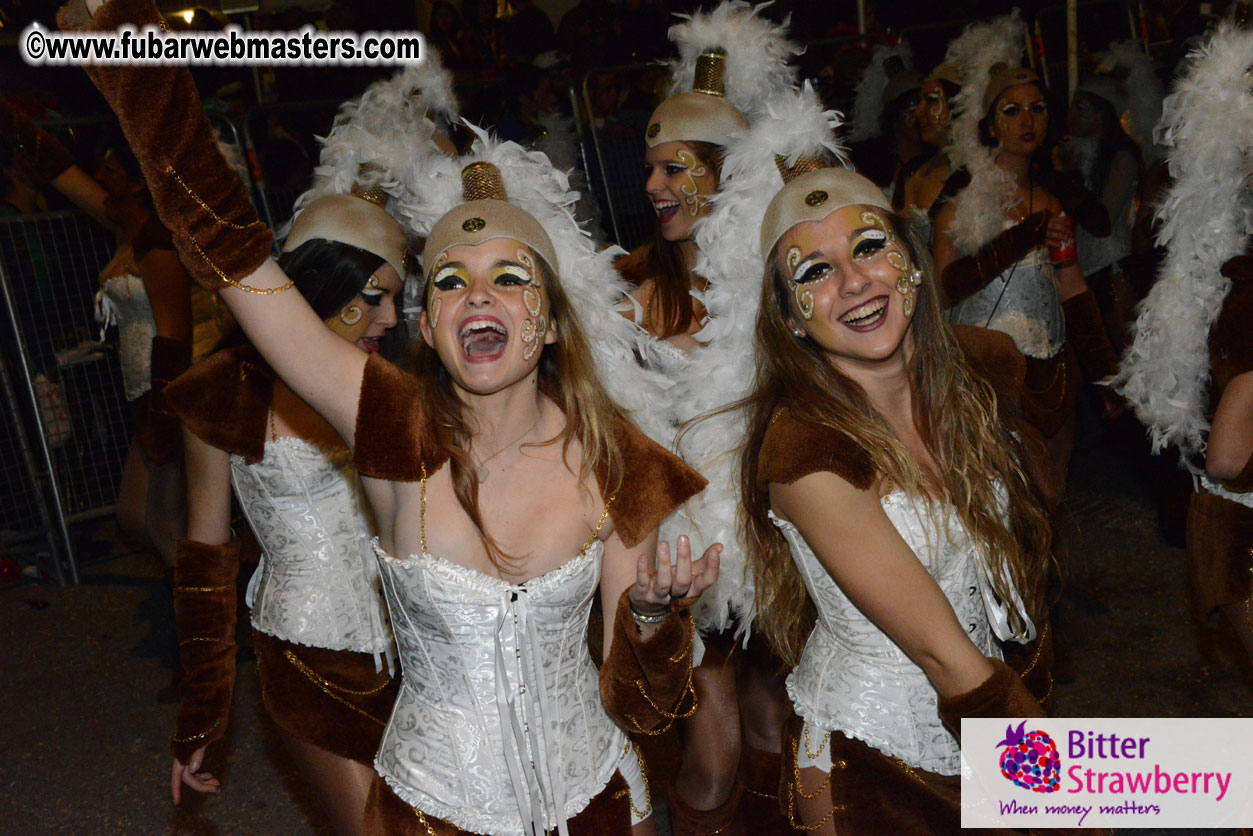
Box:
[361,771,635,835]
[1187,489,1253,618]
[253,629,399,765]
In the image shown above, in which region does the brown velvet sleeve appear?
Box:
[756,408,876,490]
[936,657,1045,741]
[1211,268,1253,393]
[171,539,240,762]
[599,588,697,736]
[1063,290,1120,382]
[164,346,272,462]
[940,212,1050,306]
[352,353,447,482]
[598,419,707,549]
[57,0,272,290]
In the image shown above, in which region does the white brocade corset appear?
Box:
[373,540,628,835]
[947,245,1065,360]
[771,493,1008,776]
[96,274,155,402]
[231,436,391,656]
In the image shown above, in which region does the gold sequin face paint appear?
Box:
[675,149,711,217]
[858,209,920,319]
[786,245,816,320]
[429,296,442,328]
[513,248,548,361]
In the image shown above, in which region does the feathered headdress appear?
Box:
[664,82,847,633]
[942,13,1028,256]
[660,1,802,130]
[1114,23,1253,463]
[1097,41,1166,165]
[847,41,917,143]
[286,47,460,226]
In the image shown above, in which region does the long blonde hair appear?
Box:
[740,214,1052,667]
[414,249,627,568]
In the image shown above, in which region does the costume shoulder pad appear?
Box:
[352,353,448,481]
[757,407,875,490]
[165,345,272,462]
[599,418,707,549]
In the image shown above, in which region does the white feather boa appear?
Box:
[395,124,683,453]
[942,13,1026,256]
[667,83,847,633]
[847,41,914,143]
[1114,23,1253,462]
[665,1,801,124]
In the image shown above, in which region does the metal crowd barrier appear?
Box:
[0,212,134,584]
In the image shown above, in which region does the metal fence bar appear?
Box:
[0,260,76,584]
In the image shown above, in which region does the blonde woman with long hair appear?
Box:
[739,165,1054,834]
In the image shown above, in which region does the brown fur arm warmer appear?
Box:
[941,212,1050,307]
[57,0,272,290]
[171,539,240,762]
[936,658,1045,741]
[599,589,697,736]
[1062,290,1120,382]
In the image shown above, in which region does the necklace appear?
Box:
[472,412,543,483]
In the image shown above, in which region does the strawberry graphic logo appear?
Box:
[996,721,1061,793]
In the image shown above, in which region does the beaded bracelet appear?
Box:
[630,604,670,624]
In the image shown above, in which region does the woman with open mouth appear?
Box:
[63,0,720,832]
[932,59,1121,509]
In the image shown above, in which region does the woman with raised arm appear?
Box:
[165,188,405,835]
[62,1,718,831]
[742,159,1053,834]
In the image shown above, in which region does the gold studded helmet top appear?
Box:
[283,166,409,279]
[646,49,749,148]
[422,161,560,279]
[759,165,891,258]
[982,64,1042,112]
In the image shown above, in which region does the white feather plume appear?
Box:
[395,124,684,452]
[668,82,847,633]
[1114,23,1253,462]
[283,47,461,241]
[1101,41,1166,165]
[665,1,802,124]
[942,13,1026,255]
[847,41,914,143]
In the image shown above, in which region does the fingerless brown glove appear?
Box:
[599,589,697,736]
[1051,169,1111,238]
[0,98,75,187]
[937,658,1045,741]
[1062,290,1120,382]
[57,0,272,290]
[941,212,1050,306]
[171,538,240,762]
[140,336,191,465]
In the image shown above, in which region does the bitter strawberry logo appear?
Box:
[996,721,1061,793]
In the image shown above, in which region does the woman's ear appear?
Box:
[418,310,434,348]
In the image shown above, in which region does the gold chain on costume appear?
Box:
[412,807,441,835]
[281,649,389,725]
[612,740,654,819]
[167,165,294,295]
[172,717,222,744]
[175,583,231,593]
[784,734,844,831]
[1022,355,1068,411]
[579,495,615,556]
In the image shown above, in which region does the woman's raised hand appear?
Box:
[629,534,722,617]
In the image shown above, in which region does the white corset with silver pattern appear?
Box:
[947,243,1065,360]
[231,436,391,658]
[373,540,629,835]
[772,489,1029,775]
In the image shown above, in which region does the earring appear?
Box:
[340,305,363,326]
[792,328,806,338]
[911,268,923,286]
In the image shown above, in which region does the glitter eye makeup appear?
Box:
[361,275,386,307]
[675,148,711,217]
[786,246,816,320]
[432,265,467,291]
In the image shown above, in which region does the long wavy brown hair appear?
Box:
[414,248,627,568]
[639,140,724,339]
[739,213,1053,668]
